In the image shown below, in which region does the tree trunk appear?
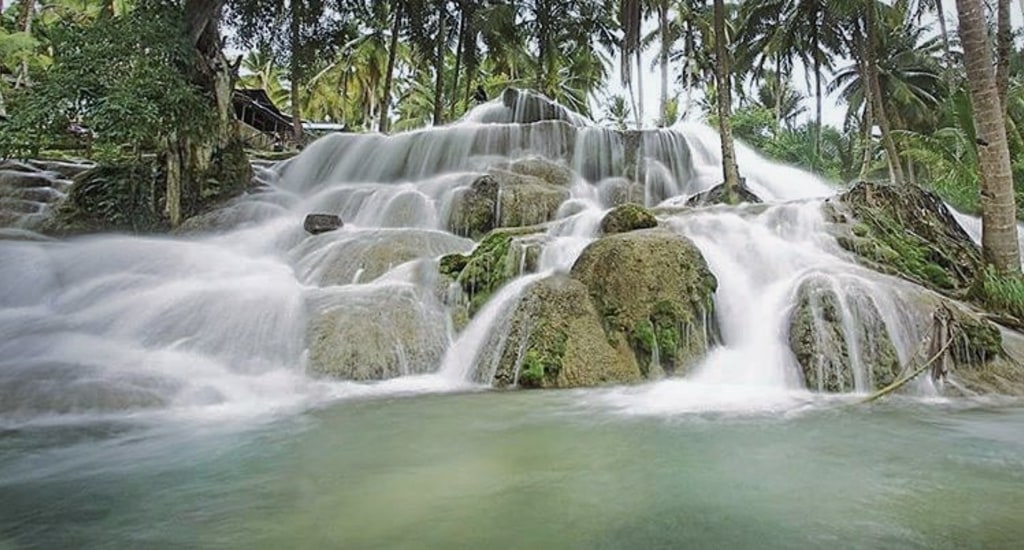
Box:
[859,100,874,180]
[635,48,644,128]
[659,0,669,126]
[995,0,1010,111]
[866,5,904,184]
[956,0,1021,274]
[379,4,402,133]
[812,26,822,167]
[165,135,184,227]
[289,1,303,141]
[934,0,954,88]
[713,0,741,200]
[16,0,33,88]
[449,5,465,119]
[432,0,446,126]
[774,55,783,134]
[164,0,250,229]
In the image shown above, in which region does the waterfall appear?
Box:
[0,88,971,426]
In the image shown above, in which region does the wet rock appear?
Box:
[825,181,981,293]
[446,170,569,239]
[491,275,642,388]
[295,228,473,286]
[439,227,545,316]
[685,181,762,206]
[496,156,574,187]
[306,285,449,381]
[571,228,719,377]
[0,361,177,415]
[600,203,657,235]
[787,277,900,393]
[598,177,645,207]
[304,213,342,234]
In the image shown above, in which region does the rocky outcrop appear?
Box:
[446,169,569,239]
[685,181,762,206]
[0,165,74,231]
[787,277,900,392]
[306,285,449,380]
[295,228,474,286]
[600,203,657,235]
[825,181,981,293]
[304,213,343,234]
[439,227,544,316]
[571,228,719,378]
[598,177,645,207]
[491,275,642,388]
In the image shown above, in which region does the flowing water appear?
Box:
[1,91,1022,548]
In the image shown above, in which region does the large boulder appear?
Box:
[306,285,449,380]
[787,276,901,393]
[495,156,574,188]
[294,228,474,286]
[490,275,642,388]
[570,228,720,377]
[600,203,657,235]
[825,181,981,293]
[446,169,569,239]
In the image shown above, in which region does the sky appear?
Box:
[608,2,1024,129]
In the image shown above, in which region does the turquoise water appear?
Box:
[2,390,1023,549]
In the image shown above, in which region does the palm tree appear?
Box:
[713,0,741,200]
[955,0,1020,273]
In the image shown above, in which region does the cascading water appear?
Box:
[0,88,970,428]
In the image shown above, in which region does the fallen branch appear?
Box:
[860,335,954,404]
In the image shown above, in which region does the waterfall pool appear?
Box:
[1,390,1022,549]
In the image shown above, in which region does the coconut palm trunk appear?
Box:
[995,0,1010,111]
[659,0,669,126]
[379,4,402,133]
[289,1,304,142]
[865,4,904,184]
[432,1,446,126]
[955,0,1021,274]
[713,0,741,200]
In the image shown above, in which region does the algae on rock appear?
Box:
[600,203,658,235]
[571,228,719,377]
[787,277,901,393]
[446,168,569,239]
[439,227,544,316]
[826,182,981,293]
[490,275,642,388]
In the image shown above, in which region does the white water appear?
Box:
[0,89,968,426]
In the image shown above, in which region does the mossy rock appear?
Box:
[686,181,762,206]
[42,163,168,235]
[491,275,641,388]
[826,182,981,293]
[787,276,901,393]
[496,156,574,187]
[439,226,544,316]
[446,170,569,239]
[600,203,658,235]
[570,228,720,377]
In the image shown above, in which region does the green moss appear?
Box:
[600,203,657,234]
[516,322,568,388]
[440,227,541,317]
[832,182,982,294]
[632,320,656,353]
